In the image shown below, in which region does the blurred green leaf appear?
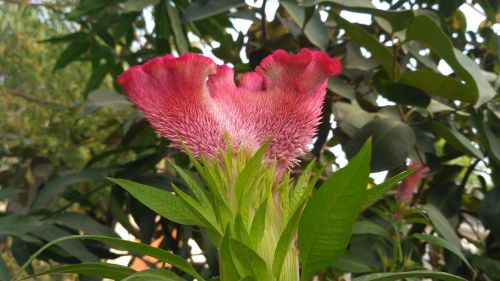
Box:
[183,0,245,22]
[400,70,470,102]
[423,204,462,251]
[30,167,118,211]
[429,121,484,159]
[376,79,430,107]
[352,270,467,281]
[122,0,160,12]
[53,42,89,71]
[479,187,500,232]
[413,233,472,269]
[406,15,495,106]
[29,262,135,280]
[332,254,373,273]
[122,269,186,281]
[281,1,329,50]
[29,225,99,262]
[332,102,373,137]
[0,215,43,236]
[0,187,22,201]
[0,254,10,281]
[330,12,397,79]
[346,118,416,172]
[86,89,132,112]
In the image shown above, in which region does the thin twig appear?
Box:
[2,87,66,108]
[261,0,268,40]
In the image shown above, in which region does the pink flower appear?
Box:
[117,49,341,170]
[396,162,430,204]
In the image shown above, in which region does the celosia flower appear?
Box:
[117,49,341,170]
[396,162,430,204]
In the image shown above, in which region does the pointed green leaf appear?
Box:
[169,161,214,215]
[298,140,371,280]
[122,269,185,281]
[352,270,467,281]
[171,184,222,235]
[281,1,329,50]
[272,207,302,279]
[412,233,472,269]
[329,12,397,79]
[230,239,269,281]
[423,204,462,250]
[429,121,484,159]
[234,140,270,205]
[108,178,204,226]
[220,231,242,281]
[29,262,135,280]
[363,167,418,210]
[250,200,267,247]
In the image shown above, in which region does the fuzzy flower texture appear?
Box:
[117,49,341,170]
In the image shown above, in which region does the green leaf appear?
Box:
[121,269,185,281]
[479,187,500,232]
[230,239,269,281]
[289,160,316,217]
[84,236,205,281]
[84,62,113,95]
[332,254,373,273]
[298,140,371,280]
[405,15,495,106]
[122,0,160,12]
[429,121,484,159]
[422,205,462,250]
[345,118,416,172]
[0,187,22,201]
[30,167,117,211]
[53,41,89,71]
[376,79,430,107]
[281,1,329,50]
[183,0,245,22]
[29,262,135,280]
[17,235,204,281]
[169,161,213,217]
[272,208,302,279]
[220,232,241,281]
[363,168,418,210]
[301,0,414,32]
[167,4,189,53]
[0,215,43,236]
[85,89,131,111]
[108,178,205,226]
[250,200,267,247]
[0,254,11,281]
[52,212,118,237]
[328,77,355,100]
[352,220,390,237]
[329,12,397,79]
[472,112,500,166]
[400,70,470,102]
[412,233,472,269]
[352,270,467,281]
[332,102,373,137]
[29,225,99,262]
[234,140,270,206]
[171,183,222,235]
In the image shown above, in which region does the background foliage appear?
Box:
[0,0,499,280]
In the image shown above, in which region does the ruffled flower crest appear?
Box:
[117,49,341,170]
